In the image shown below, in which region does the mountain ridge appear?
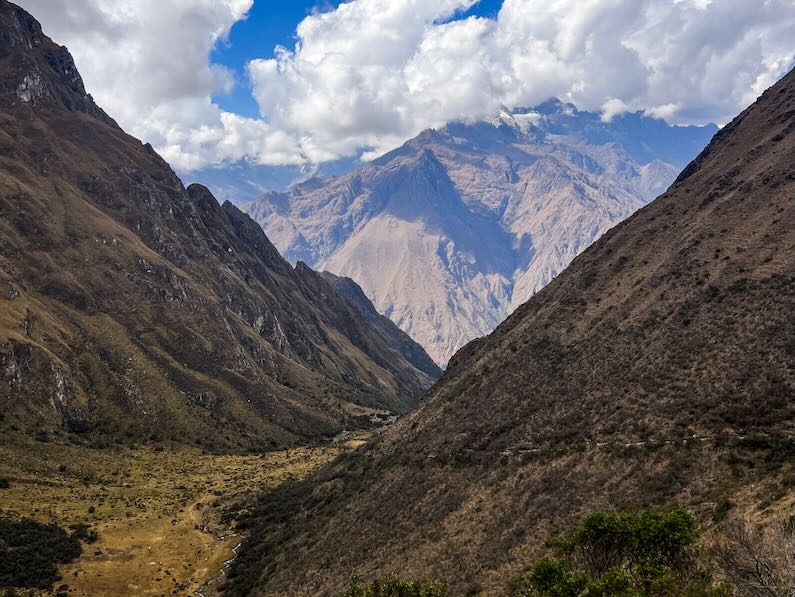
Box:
[0,0,438,451]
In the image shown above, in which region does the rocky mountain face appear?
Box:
[319,271,441,382]
[245,103,716,365]
[0,1,438,451]
[227,70,794,594]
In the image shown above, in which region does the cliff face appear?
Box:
[228,70,795,594]
[246,103,716,365]
[0,1,438,451]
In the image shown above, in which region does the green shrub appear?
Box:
[512,557,590,597]
[344,574,448,597]
[511,506,731,597]
[69,522,98,544]
[0,518,82,588]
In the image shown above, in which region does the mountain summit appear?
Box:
[245,102,716,365]
[0,1,439,450]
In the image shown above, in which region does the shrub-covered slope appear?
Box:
[227,69,795,594]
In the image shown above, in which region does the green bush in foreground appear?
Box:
[344,574,448,597]
[510,506,732,596]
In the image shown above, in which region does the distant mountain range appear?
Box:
[243,103,717,364]
[0,1,439,451]
[181,156,359,205]
[228,66,795,597]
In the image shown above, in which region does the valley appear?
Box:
[0,2,793,596]
[225,62,795,596]
[0,429,370,596]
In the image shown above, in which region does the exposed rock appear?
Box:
[15,70,42,102]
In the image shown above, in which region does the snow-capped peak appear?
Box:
[498,104,515,122]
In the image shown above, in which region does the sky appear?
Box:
[14,0,795,172]
[209,0,505,118]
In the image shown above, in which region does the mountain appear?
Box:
[0,1,438,451]
[179,156,360,205]
[319,271,441,382]
[226,70,795,594]
[244,103,716,365]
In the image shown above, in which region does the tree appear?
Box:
[511,506,731,597]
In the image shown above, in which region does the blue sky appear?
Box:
[212,0,505,118]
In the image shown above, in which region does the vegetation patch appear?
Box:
[344,574,448,597]
[0,518,82,589]
[510,506,732,596]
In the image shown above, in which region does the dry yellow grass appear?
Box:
[0,431,368,596]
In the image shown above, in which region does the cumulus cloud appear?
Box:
[14,0,268,170]
[15,0,795,170]
[600,98,630,122]
[253,0,795,162]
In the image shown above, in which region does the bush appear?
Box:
[0,518,82,588]
[69,522,98,544]
[0,478,9,489]
[344,574,448,597]
[511,506,731,596]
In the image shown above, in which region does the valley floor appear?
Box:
[0,431,369,596]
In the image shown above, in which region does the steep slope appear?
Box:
[0,1,437,451]
[227,71,795,594]
[245,105,716,365]
[319,271,441,381]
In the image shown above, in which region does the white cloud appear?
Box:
[601,98,630,122]
[14,0,271,170]
[253,0,795,162]
[645,102,681,120]
[14,0,795,170]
